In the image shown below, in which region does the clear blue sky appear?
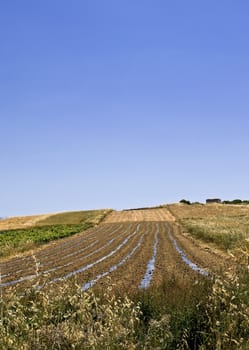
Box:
[1,1,249,217]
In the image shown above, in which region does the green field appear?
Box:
[36,209,111,226]
[0,209,111,259]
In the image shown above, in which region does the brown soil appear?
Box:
[1,208,235,293]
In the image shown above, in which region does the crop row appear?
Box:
[1,222,209,292]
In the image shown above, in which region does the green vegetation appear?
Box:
[179,199,191,205]
[0,224,91,259]
[223,199,249,205]
[180,215,249,251]
[0,209,111,259]
[1,259,248,349]
[178,200,203,205]
[36,209,111,226]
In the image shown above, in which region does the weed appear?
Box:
[1,257,249,349]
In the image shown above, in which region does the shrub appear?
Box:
[180,199,191,205]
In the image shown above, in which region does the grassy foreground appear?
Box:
[1,257,249,349]
[0,210,111,259]
[1,205,249,348]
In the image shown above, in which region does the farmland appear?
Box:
[0,209,111,259]
[1,205,249,349]
[168,203,249,252]
[1,207,225,291]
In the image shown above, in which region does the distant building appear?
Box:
[206,198,221,204]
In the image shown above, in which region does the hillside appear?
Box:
[0,209,112,259]
[1,204,248,349]
[1,205,240,290]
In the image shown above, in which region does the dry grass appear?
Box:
[0,209,112,231]
[168,204,249,253]
[0,214,56,231]
[180,216,249,251]
[0,280,141,350]
[1,259,249,349]
[36,209,112,226]
[168,203,249,220]
[103,208,175,223]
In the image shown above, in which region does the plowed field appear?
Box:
[1,208,230,293]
